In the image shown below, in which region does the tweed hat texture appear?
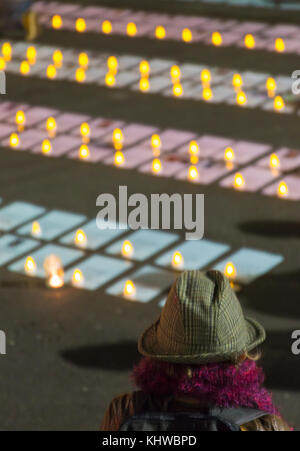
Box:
[138,270,266,364]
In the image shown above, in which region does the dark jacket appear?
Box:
[101,391,291,431]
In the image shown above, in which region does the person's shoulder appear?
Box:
[242,414,292,431]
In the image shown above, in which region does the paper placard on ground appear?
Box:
[103,147,152,168]
[262,173,300,200]
[1,129,46,151]
[9,244,84,278]
[105,229,179,261]
[161,81,199,99]
[0,202,45,231]
[148,59,174,73]
[213,141,271,165]
[17,210,87,241]
[116,55,143,70]
[0,234,40,266]
[257,147,300,172]
[155,239,230,270]
[152,129,196,153]
[0,102,29,121]
[64,255,133,291]
[106,265,176,303]
[132,76,172,94]
[226,91,268,108]
[38,112,90,134]
[121,124,158,147]
[68,145,111,163]
[207,86,234,103]
[0,124,15,140]
[262,99,295,114]
[7,106,58,127]
[70,118,125,140]
[176,160,232,184]
[220,166,279,192]
[177,135,235,158]
[138,157,185,177]
[32,135,81,157]
[60,218,128,250]
[214,247,284,284]
[239,71,269,88]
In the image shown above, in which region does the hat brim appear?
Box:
[138,316,266,364]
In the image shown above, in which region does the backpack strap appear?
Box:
[208,407,268,428]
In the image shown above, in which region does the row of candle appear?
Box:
[7,110,290,197]
[0,42,287,111]
[50,14,289,55]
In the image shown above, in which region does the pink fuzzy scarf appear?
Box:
[132,358,278,415]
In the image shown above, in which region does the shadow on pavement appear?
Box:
[239,219,300,239]
[262,329,300,392]
[60,341,140,371]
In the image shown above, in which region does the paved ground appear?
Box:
[0,0,300,431]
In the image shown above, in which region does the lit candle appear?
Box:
[269,153,280,170]
[26,46,37,64]
[16,110,26,132]
[105,72,116,87]
[102,20,112,34]
[203,88,213,102]
[46,64,57,79]
[244,34,255,49]
[44,255,64,289]
[121,240,134,258]
[114,151,125,167]
[225,262,236,280]
[277,181,288,198]
[53,50,63,68]
[80,123,90,143]
[236,91,247,106]
[232,74,243,89]
[212,31,222,46]
[24,256,37,275]
[127,22,137,37]
[234,173,245,190]
[72,269,84,287]
[173,83,183,97]
[74,229,87,246]
[201,69,211,84]
[20,61,30,76]
[152,158,162,174]
[182,28,192,43]
[188,166,199,181]
[46,117,57,138]
[79,144,90,160]
[78,53,89,69]
[224,147,235,162]
[172,251,184,269]
[123,280,136,298]
[155,26,166,40]
[140,77,150,92]
[140,60,150,77]
[75,67,86,83]
[113,128,124,148]
[275,38,285,53]
[189,141,199,156]
[31,221,42,237]
[76,18,86,33]
[41,139,52,155]
[274,96,284,112]
[170,65,181,81]
[107,56,118,73]
[10,133,19,149]
[52,15,63,29]
[2,42,12,61]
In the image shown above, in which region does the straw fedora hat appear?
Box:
[138,270,266,364]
